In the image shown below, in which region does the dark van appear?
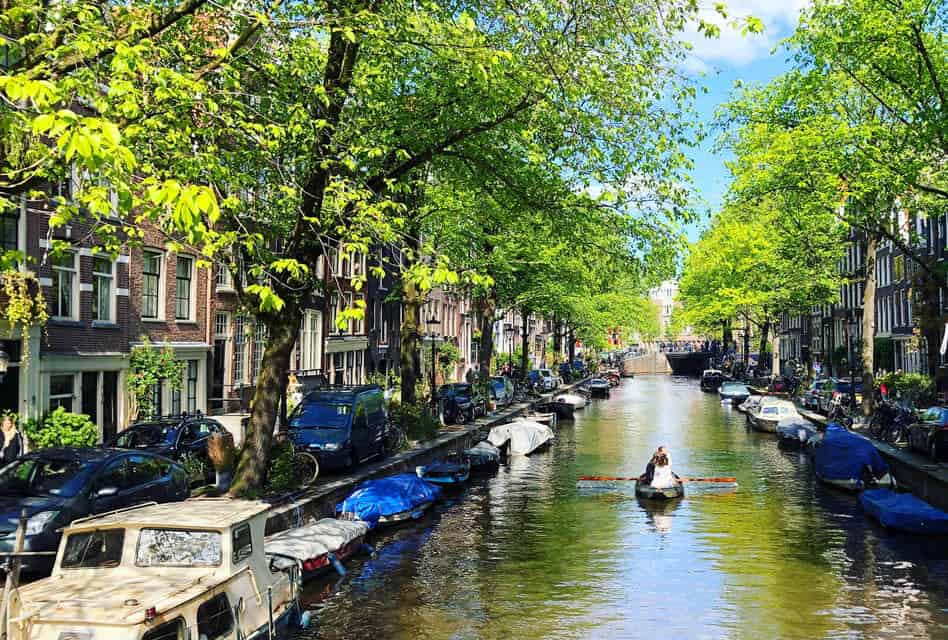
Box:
[287,385,387,470]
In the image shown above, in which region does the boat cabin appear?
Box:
[7,500,299,640]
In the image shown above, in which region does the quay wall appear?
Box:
[264,382,584,535]
[623,353,672,375]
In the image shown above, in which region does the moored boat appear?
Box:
[267,518,369,579]
[336,474,441,527]
[751,399,802,433]
[587,378,611,398]
[553,392,587,419]
[634,478,685,500]
[719,382,751,404]
[487,420,554,455]
[7,500,302,640]
[464,441,502,471]
[416,457,471,486]
[699,369,725,392]
[813,424,892,491]
[737,395,762,416]
[776,420,820,449]
[860,489,948,534]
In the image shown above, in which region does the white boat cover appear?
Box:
[266,518,368,561]
[524,413,556,426]
[487,420,554,455]
[468,440,501,459]
[555,393,587,409]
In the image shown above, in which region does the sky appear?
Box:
[682,0,811,240]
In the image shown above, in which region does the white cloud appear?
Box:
[681,0,811,71]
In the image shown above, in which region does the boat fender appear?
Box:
[299,611,315,629]
[410,509,425,520]
[359,543,376,556]
[415,466,425,478]
[328,552,346,576]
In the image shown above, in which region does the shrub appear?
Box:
[23,408,97,449]
[266,441,298,493]
[180,452,210,483]
[388,400,440,443]
[877,372,935,407]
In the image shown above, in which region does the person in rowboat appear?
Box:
[650,450,676,489]
[641,446,673,486]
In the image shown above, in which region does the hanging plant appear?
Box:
[1,270,48,368]
[127,337,186,419]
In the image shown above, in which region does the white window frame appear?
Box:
[174,255,195,322]
[215,265,233,292]
[50,250,78,320]
[91,254,116,323]
[141,249,165,321]
[302,309,322,370]
[233,315,247,385]
[48,373,77,412]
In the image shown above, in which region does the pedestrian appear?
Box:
[1,414,23,465]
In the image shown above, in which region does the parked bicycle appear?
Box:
[290,443,320,486]
[867,399,915,445]
[827,403,854,429]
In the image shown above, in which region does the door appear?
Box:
[102,372,118,443]
[0,340,19,414]
[212,341,226,410]
[81,371,98,427]
[92,457,132,513]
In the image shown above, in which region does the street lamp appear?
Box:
[847,312,858,411]
[504,323,514,373]
[0,349,8,384]
[426,315,440,407]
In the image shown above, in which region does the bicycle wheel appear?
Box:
[293,451,320,486]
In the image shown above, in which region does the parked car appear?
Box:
[0,447,189,577]
[537,368,559,391]
[802,379,827,411]
[438,383,487,424]
[908,406,948,461]
[558,362,573,383]
[108,414,227,467]
[490,376,515,407]
[287,385,388,470]
[818,378,863,415]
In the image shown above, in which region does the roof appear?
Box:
[22,447,120,463]
[67,499,271,532]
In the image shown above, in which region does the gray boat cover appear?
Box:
[488,420,554,455]
[266,518,369,561]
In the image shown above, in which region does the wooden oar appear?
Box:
[578,475,737,483]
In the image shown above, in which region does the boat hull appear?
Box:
[752,417,779,433]
[634,479,685,500]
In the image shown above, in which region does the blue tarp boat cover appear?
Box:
[776,420,819,445]
[336,474,441,528]
[813,423,889,487]
[860,489,948,534]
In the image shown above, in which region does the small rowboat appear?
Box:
[266,518,369,579]
[634,478,685,500]
[417,458,471,486]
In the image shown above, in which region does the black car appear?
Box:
[0,447,189,576]
[108,415,227,463]
[438,383,486,425]
[908,406,948,461]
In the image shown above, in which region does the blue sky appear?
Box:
[682,1,810,240]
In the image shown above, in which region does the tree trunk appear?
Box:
[568,327,576,363]
[520,308,530,378]
[475,292,496,402]
[758,320,770,373]
[552,317,562,364]
[722,319,731,350]
[399,279,422,405]
[861,235,878,416]
[230,305,301,496]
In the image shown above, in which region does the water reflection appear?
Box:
[300,376,948,639]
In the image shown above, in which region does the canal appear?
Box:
[301,376,948,639]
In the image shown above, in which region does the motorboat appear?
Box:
[813,424,892,491]
[634,477,685,500]
[587,378,611,398]
[464,441,502,472]
[552,392,587,419]
[416,457,471,486]
[737,395,762,416]
[700,369,725,392]
[525,411,558,430]
[267,517,369,579]
[719,382,751,404]
[860,489,948,534]
[487,420,554,456]
[336,474,441,527]
[751,399,802,433]
[776,420,820,449]
[7,500,302,640]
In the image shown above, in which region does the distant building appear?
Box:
[648,279,695,341]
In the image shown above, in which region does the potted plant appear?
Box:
[207,431,237,490]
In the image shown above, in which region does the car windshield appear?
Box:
[114,424,176,448]
[289,402,351,429]
[0,457,95,497]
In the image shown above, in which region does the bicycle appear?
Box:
[290,443,320,486]
[384,420,409,453]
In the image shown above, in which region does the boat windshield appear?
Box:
[61,529,125,569]
[0,457,95,497]
[136,529,222,567]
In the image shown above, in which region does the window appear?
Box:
[344,292,353,334]
[185,360,198,412]
[234,316,246,383]
[353,294,364,334]
[0,209,17,252]
[196,593,233,640]
[175,256,193,320]
[49,374,75,411]
[215,266,232,290]
[98,457,130,491]
[302,310,321,370]
[232,523,253,563]
[92,256,114,322]
[61,529,125,569]
[137,529,222,567]
[142,618,185,640]
[329,293,340,334]
[142,251,162,319]
[50,251,77,319]
[215,312,230,338]
[251,321,268,378]
[894,255,905,282]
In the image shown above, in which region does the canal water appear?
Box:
[301,376,948,639]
